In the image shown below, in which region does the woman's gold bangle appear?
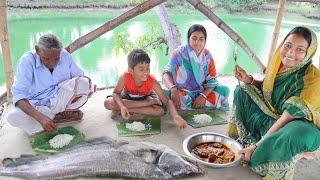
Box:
[199,92,208,99]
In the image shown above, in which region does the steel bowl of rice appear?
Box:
[182,132,243,168]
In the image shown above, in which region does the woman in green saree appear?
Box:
[229,26,320,179]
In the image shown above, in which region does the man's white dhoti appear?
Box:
[5,77,93,135]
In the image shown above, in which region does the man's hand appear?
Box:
[16,99,58,132]
[88,84,97,97]
[39,115,58,132]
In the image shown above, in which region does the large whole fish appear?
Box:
[0,137,205,179]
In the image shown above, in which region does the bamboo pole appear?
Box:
[186,0,266,72]
[66,0,167,53]
[0,0,13,103]
[267,0,286,65]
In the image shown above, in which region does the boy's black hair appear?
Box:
[284,26,312,47]
[187,24,207,43]
[127,49,150,69]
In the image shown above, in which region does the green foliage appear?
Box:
[114,21,167,56]
[312,0,320,8]
[215,0,266,12]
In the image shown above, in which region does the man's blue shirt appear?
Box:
[12,49,84,106]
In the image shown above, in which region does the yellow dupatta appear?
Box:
[262,27,320,127]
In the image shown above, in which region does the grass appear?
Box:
[265,1,319,14]
[9,0,132,5]
[8,8,320,26]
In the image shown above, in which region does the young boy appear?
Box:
[104,49,187,129]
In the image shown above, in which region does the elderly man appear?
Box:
[5,34,93,136]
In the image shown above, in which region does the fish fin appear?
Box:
[2,154,47,167]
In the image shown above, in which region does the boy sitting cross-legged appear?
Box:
[104,49,187,129]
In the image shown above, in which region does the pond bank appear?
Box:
[7,0,320,20]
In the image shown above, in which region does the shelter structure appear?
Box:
[0,0,287,102]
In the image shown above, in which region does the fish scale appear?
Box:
[0,137,205,179]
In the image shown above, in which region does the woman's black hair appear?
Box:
[284,26,312,47]
[187,24,207,43]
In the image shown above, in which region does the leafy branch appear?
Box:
[113,21,168,55]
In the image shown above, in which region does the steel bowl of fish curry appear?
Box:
[182,132,243,167]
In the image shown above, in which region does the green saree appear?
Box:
[228,27,320,179]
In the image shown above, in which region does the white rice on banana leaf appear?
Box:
[125,122,146,131]
[49,134,74,149]
[193,114,212,124]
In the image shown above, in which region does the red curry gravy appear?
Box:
[191,142,235,164]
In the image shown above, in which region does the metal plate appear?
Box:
[182,132,243,168]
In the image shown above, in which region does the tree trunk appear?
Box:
[186,0,266,72]
[66,0,167,53]
[268,0,286,65]
[154,2,181,54]
[0,0,13,103]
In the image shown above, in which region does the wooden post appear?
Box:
[267,0,286,65]
[0,0,14,103]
